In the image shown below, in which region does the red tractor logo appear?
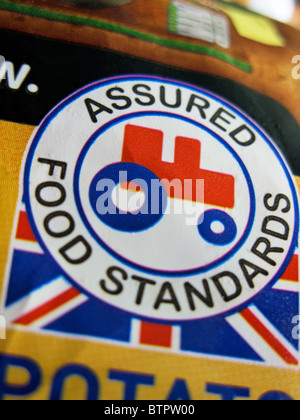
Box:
[122,124,235,208]
[91,123,237,246]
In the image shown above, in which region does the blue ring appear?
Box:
[198,210,238,246]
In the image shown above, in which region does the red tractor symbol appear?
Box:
[121,124,235,208]
[120,124,237,245]
[91,123,237,245]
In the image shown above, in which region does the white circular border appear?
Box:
[24,75,299,321]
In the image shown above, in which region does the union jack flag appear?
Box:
[2,200,299,368]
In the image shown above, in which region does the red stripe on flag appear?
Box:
[13,288,81,326]
[281,255,299,282]
[16,211,37,242]
[140,321,173,348]
[241,308,298,366]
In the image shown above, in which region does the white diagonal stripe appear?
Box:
[249,305,299,361]
[28,294,88,329]
[273,280,299,293]
[14,239,44,255]
[5,276,73,322]
[226,312,286,366]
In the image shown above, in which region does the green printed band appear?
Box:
[0,0,252,72]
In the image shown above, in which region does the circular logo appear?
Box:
[25,75,299,321]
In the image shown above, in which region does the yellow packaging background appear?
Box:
[2,331,300,400]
